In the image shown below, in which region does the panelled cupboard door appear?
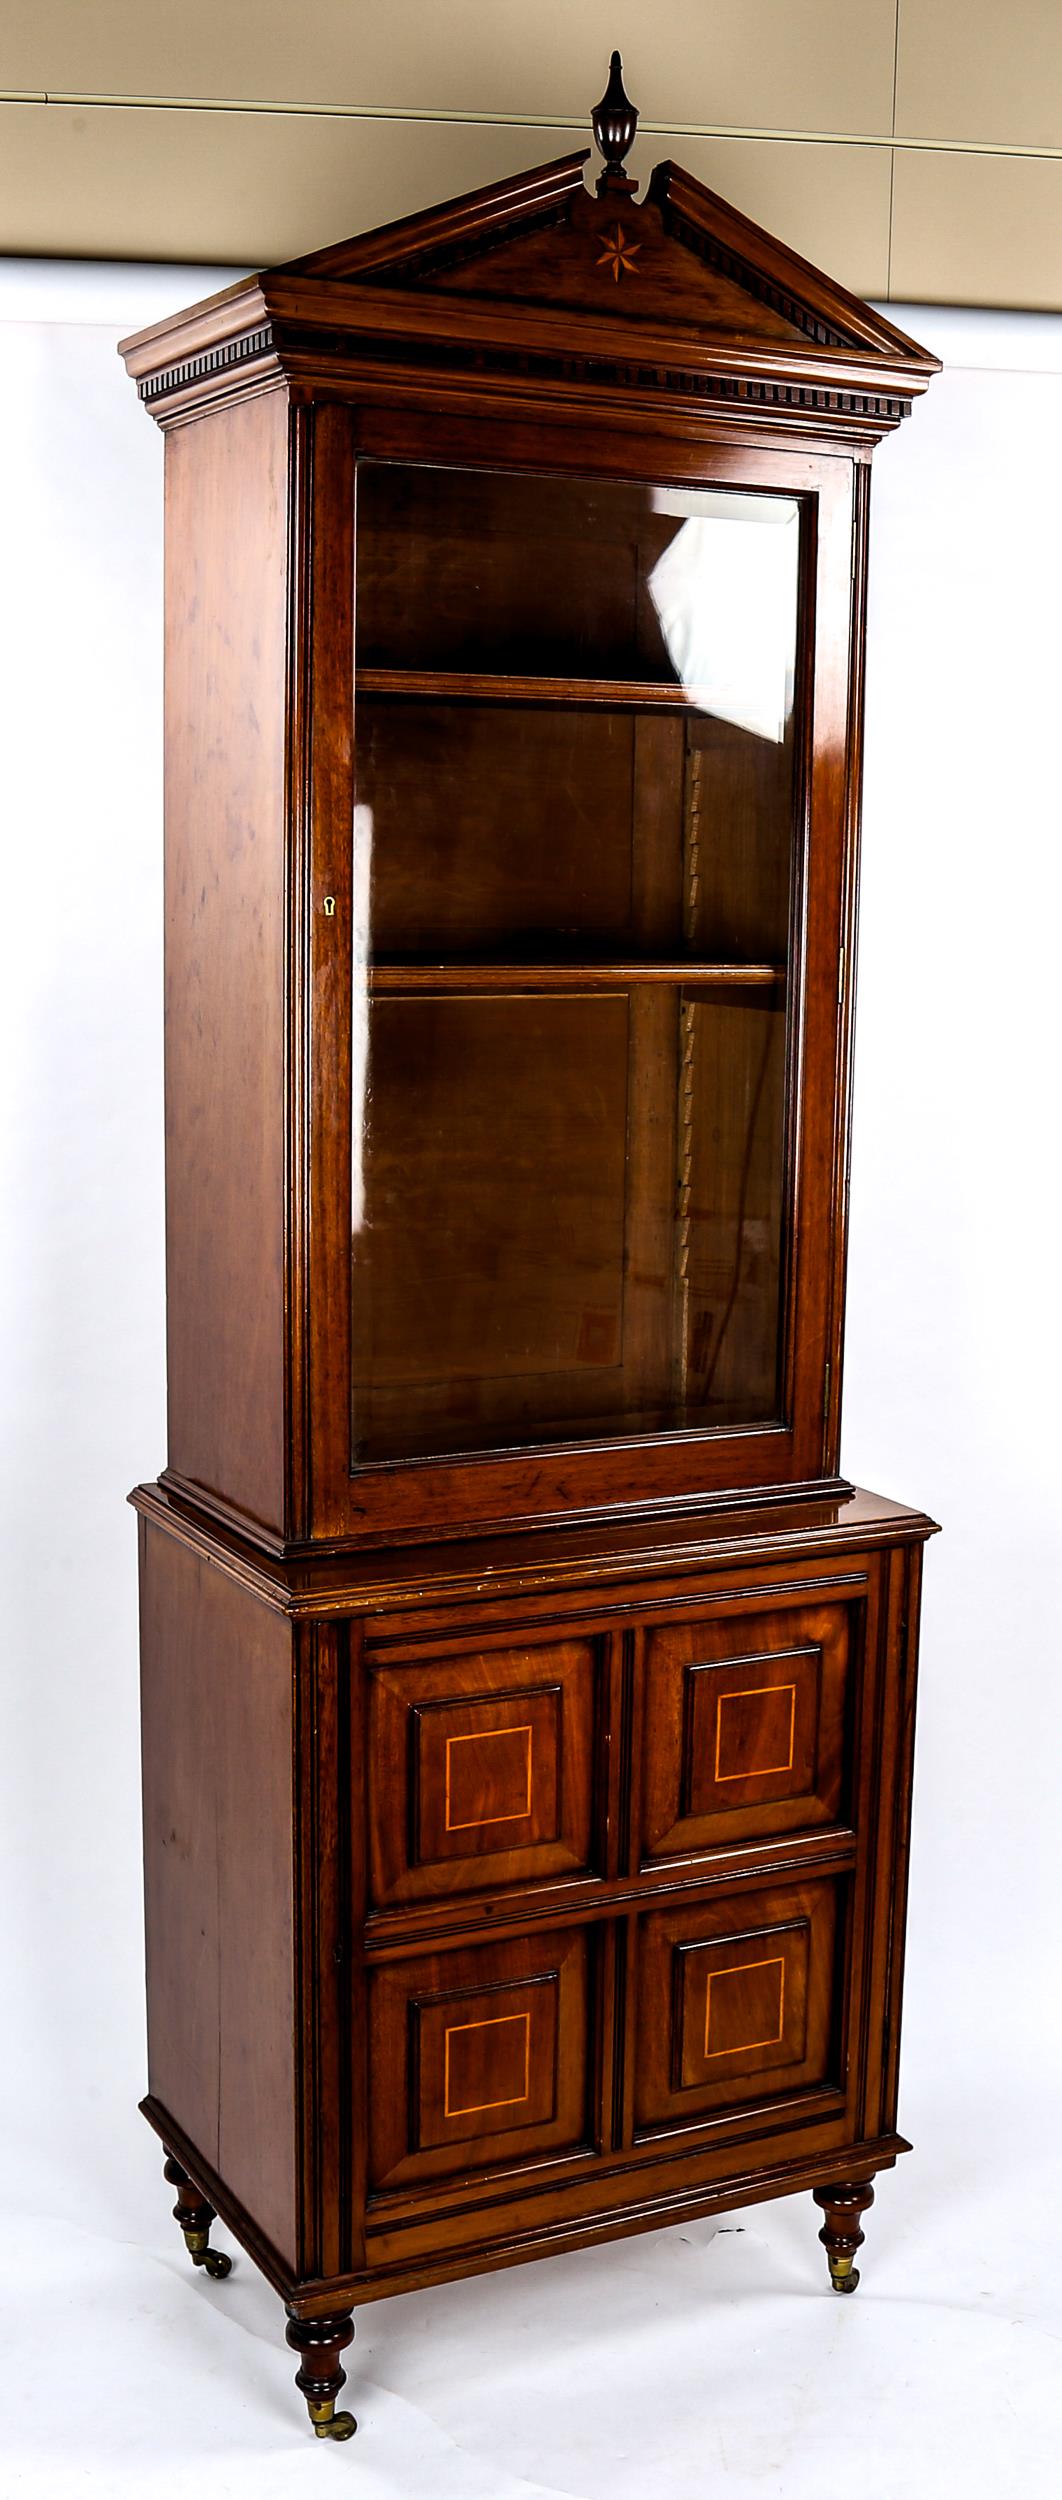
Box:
[367,1928,593,2194]
[633,1877,845,2136]
[641,1601,854,1859]
[367,1634,600,1904]
[304,417,863,1545]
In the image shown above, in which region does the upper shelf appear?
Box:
[357,669,721,711]
[369,962,786,992]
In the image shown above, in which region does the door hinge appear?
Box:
[823,1360,832,1425]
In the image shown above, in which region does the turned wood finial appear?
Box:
[592,51,639,196]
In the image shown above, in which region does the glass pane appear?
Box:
[351,462,801,1463]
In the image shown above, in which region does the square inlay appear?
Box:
[676,1922,809,2093]
[414,1973,559,2157]
[445,1723,533,1831]
[444,2011,531,2116]
[704,1955,786,2058]
[715,1682,797,1781]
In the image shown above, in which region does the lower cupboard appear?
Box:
[135,1481,935,2434]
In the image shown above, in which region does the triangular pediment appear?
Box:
[420,184,813,346]
[272,147,929,372]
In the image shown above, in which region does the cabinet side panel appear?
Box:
[139,1519,297,2268]
[164,389,289,1534]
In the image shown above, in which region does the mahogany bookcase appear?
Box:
[122,57,939,2440]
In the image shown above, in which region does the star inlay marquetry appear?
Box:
[596,223,641,282]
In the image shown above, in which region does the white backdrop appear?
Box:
[1,267,1060,2496]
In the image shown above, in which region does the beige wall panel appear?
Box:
[4,0,897,136]
[890,147,1062,308]
[0,104,588,266]
[896,1,1062,150]
[657,135,891,299]
[0,105,891,297]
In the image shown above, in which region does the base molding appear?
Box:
[142,2094,909,2317]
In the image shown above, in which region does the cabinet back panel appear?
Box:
[354,991,628,1418]
[361,700,639,956]
[357,465,680,681]
[351,985,785,1459]
[361,703,794,967]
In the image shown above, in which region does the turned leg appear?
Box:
[813,2179,875,2294]
[163,2152,233,2280]
[285,2311,357,2441]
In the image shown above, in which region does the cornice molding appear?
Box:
[118,151,938,439]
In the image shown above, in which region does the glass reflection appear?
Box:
[647,491,799,741]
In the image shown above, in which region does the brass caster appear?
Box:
[308,2400,357,2442]
[286,2307,357,2438]
[814,2179,874,2296]
[183,2226,233,2279]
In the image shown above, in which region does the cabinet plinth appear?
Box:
[122,61,938,2439]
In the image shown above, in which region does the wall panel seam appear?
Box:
[7,93,1062,163]
[886,0,902,296]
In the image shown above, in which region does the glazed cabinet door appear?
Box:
[302,407,862,1543]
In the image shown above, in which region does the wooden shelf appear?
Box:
[357,667,713,710]
[369,963,786,993]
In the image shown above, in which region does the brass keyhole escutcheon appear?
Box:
[322,895,336,917]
